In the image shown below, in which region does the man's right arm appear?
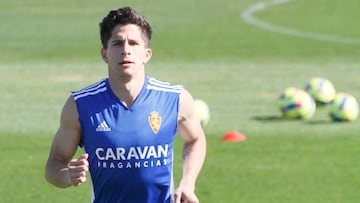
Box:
[45,96,88,188]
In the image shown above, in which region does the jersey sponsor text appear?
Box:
[95,144,170,169]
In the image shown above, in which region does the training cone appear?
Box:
[222,130,246,142]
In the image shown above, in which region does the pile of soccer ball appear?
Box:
[279,77,359,122]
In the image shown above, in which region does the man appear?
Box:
[45,6,206,203]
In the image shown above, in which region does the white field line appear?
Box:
[241,0,360,45]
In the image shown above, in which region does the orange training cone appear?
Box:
[222,130,246,142]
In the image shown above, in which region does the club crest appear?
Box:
[148,111,161,134]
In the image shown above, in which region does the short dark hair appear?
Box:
[99,7,152,48]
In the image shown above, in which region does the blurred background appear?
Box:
[1,0,359,202]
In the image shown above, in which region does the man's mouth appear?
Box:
[119,60,134,65]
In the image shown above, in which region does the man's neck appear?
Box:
[109,75,145,108]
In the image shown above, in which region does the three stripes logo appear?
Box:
[96,121,111,132]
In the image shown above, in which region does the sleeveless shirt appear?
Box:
[72,76,183,203]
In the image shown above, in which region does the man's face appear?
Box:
[102,24,152,78]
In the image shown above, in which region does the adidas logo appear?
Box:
[96,121,111,132]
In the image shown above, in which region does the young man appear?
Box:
[45,6,206,203]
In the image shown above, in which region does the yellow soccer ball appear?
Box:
[328,92,359,122]
[193,99,210,127]
[304,77,336,105]
[279,87,316,120]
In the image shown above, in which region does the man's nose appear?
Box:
[121,42,131,55]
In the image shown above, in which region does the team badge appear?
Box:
[148,111,161,134]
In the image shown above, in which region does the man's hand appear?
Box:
[68,153,89,186]
[175,187,199,203]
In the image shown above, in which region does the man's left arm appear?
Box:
[175,89,207,203]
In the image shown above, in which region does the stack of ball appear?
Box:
[279,77,359,122]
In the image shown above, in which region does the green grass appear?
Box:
[1,0,360,202]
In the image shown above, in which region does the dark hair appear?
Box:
[99,7,152,48]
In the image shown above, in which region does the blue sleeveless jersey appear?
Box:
[72,77,183,203]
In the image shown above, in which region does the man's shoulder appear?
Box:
[146,77,183,94]
[72,78,109,101]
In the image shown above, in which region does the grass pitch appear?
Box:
[1,0,360,202]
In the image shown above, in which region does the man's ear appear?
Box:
[101,48,108,63]
[143,48,152,64]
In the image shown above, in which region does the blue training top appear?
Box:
[72,77,183,203]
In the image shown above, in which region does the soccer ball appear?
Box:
[193,99,210,127]
[279,87,316,120]
[328,92,359,122]
[304,77,336,105]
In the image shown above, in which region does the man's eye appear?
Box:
[129,41,139,45]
